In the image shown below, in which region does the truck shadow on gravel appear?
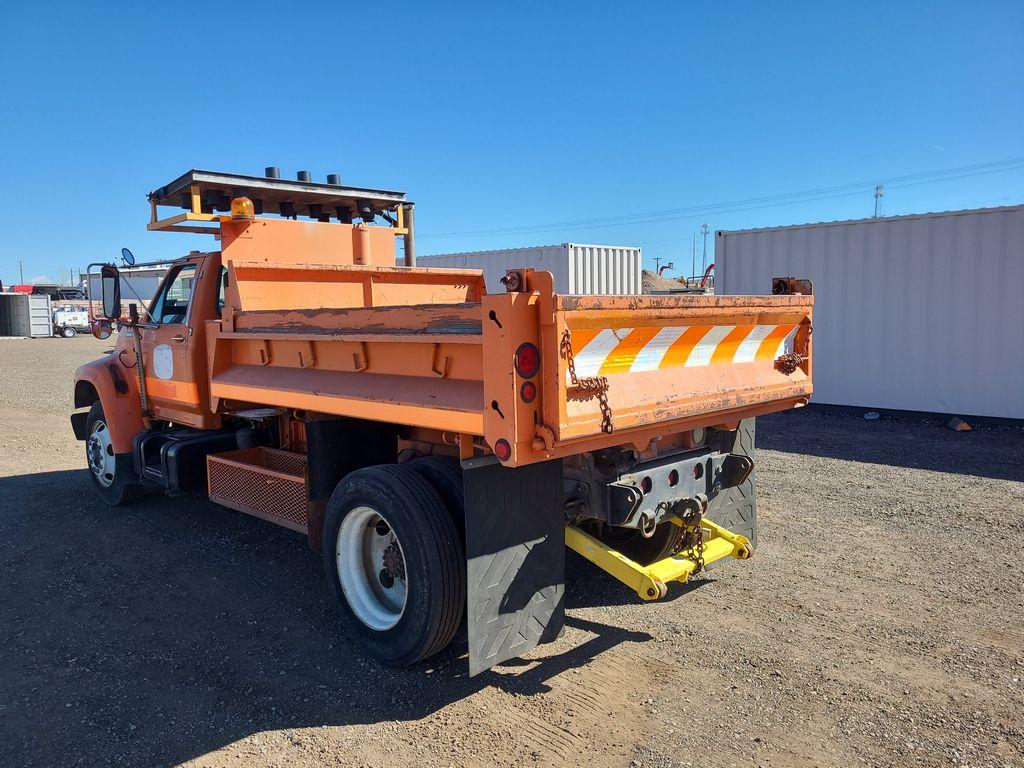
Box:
[758,409,1024,482]
[1,469,657,767]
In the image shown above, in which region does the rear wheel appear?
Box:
[85,401,143,506]
[323,464,465,666]
[407,455,464,534]
[61,326,77,338]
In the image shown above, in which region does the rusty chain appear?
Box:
[672,502,706,574]
[560,329,613,434]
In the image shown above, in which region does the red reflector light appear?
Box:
[494,439,512,461]
[514,342,540,378]
[520,381,537,403]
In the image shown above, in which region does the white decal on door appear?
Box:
[153,344,174,380]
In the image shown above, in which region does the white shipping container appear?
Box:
[0,293,52,337]
[716,204,1024,419]
[418,243,642,295]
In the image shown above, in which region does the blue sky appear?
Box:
[1,1,1022,285]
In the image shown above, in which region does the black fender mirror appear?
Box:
[100,264,121,320]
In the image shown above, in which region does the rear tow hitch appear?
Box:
[565,515,753,600]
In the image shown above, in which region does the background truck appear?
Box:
[72,168,813,675]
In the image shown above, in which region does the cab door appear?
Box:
[139,254,221,428]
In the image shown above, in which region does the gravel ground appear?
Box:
[1,336,1022,768]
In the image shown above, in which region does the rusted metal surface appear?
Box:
[772,276,813,296]
[233,303,483,337]
[774,352,805,375]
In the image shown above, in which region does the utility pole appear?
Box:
[873,184,884,218]
[691,235,697,286]
[701,223,710,275]
[653,256,662,274]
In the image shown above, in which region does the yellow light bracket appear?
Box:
[565,517,752,601]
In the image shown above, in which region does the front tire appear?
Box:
[85,401,143,506]
[323,464,465,667]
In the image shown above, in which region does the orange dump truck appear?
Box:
[72,169,813,675]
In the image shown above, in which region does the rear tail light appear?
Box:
[520,381,537,403]
[494,439,512,462]
[514,343,540,378]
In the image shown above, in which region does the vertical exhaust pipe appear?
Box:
[403,204,416,267]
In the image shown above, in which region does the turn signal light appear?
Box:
[514,342,540,378]
[520,380,537,403]
[494,439,512,462]
[230,196,255,220]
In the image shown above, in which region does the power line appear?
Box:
[420,156,1024,239]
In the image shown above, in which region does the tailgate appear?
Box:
[551,293,812,441]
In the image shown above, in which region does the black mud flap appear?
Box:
[706,417,757,548]
[462,456,565,676]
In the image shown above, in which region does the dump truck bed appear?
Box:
[206,261,812,465]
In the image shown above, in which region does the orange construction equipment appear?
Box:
[72,168,813,675]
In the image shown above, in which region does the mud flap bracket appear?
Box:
[463,456,565,676]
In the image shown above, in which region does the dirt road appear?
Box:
[1,336,1022,767]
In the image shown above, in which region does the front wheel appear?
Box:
[85,401,143,505]
[323,464,465,667]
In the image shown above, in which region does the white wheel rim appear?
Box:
[87,419,116,488]
[336,506,408,630]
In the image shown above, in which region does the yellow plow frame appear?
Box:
[565,517,753,600]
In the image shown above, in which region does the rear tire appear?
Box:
[61,326,77,338]
[85,401,143,506]
[323,464,465,666]
[406,455,464,535]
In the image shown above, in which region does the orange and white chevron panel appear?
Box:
[568,324,800,377]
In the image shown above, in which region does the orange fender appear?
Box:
[73,348,145,455]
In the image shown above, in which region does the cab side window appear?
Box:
[216,267,228,313]
[149,264,197,325]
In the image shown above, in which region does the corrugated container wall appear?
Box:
[716,204,1024,419]
[27,295,52,337]
[418,243,642,295]
[0,293,52,337]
